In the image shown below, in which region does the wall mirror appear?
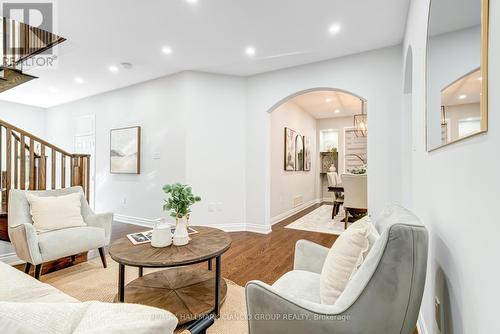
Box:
[426,0,489,151]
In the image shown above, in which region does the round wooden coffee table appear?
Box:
[109,226,231,325]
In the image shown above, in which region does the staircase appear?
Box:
[0,119,90,241]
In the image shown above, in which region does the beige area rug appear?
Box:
[42,256,248,334]
[285,204,346,235]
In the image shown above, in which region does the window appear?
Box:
[319,129,339,152]
[458,118,480,137]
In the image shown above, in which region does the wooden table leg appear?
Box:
[138,266,143,277]
[118,263,125,302]
[214,256,221,317]
[208,259,212,271]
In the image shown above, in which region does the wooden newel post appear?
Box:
[70,155,90,202]
[71,156,82,187]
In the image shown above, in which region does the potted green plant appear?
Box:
[162,183,201,246]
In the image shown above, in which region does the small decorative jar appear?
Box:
[151,218,172,248]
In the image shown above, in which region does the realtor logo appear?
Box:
[1,1,60,68]
[2,2,53,33]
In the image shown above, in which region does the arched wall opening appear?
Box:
[265,87,368,225]
[402,46,414,208]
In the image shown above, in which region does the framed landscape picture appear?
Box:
[304,136,311,171]
[110,126,141,174]
[284,127,296,171]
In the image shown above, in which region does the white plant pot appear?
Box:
[151,219,172,248]
[173,218,189,246]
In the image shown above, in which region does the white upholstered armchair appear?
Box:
[8,186,113,279]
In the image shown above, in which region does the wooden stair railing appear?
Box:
[0,119,90,241]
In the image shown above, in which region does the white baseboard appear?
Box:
[196,223,247,233]
[270,198,321,225]
[114,214,271,234]
[114,214,157,228]
[245,223,272,234]
[417,312,428,334]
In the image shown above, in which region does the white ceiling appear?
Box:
[0,0,410,108]
[441,68,482,106]
[292,90,363,119]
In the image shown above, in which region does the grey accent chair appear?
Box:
[246,205,428,334]
[8,186,113,280]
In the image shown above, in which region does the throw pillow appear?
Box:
[320,218,379,305]
[26,192,86,233]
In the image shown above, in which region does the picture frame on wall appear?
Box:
[304,136,311,171]
[110,126,141,174]
[284,127,296,171]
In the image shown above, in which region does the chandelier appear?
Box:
[354,100,367,137]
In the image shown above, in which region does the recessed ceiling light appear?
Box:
[334,109,340,113]
[458,94,467,100]
[245,46,256,57]
[328,23,341,35]
[325,98,332,103]
[48,86,58,93]
[162,46,173,55]
[185,0,198,4]
[109,65,119,73]
[74,77,84,84]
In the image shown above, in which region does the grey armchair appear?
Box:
[246,206,428,334]
[8,186,113,280]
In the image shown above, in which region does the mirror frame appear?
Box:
[425,0,489,152]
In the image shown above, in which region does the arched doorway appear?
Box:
[402,46,413,208]
[267,88,368,231]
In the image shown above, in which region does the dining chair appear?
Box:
[327,172,343,219]
[341,174,367,229]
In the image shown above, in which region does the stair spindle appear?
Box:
[29,138,35,190]
[38,144,46,190]
[51,149,56,189]
[20,134,26,190]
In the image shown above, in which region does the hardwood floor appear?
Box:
[219,203,338,285]
[100,203,337,286]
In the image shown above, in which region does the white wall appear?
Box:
[245,46,403,230]
[403,0,500,333]
[184,72,247,230]
[0,101,46,138]
[46,71,248,229]
[46,73,189,223]
[270,101,318,220]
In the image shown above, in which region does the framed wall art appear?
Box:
[284,127,296,171]
[110,126,141,174]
